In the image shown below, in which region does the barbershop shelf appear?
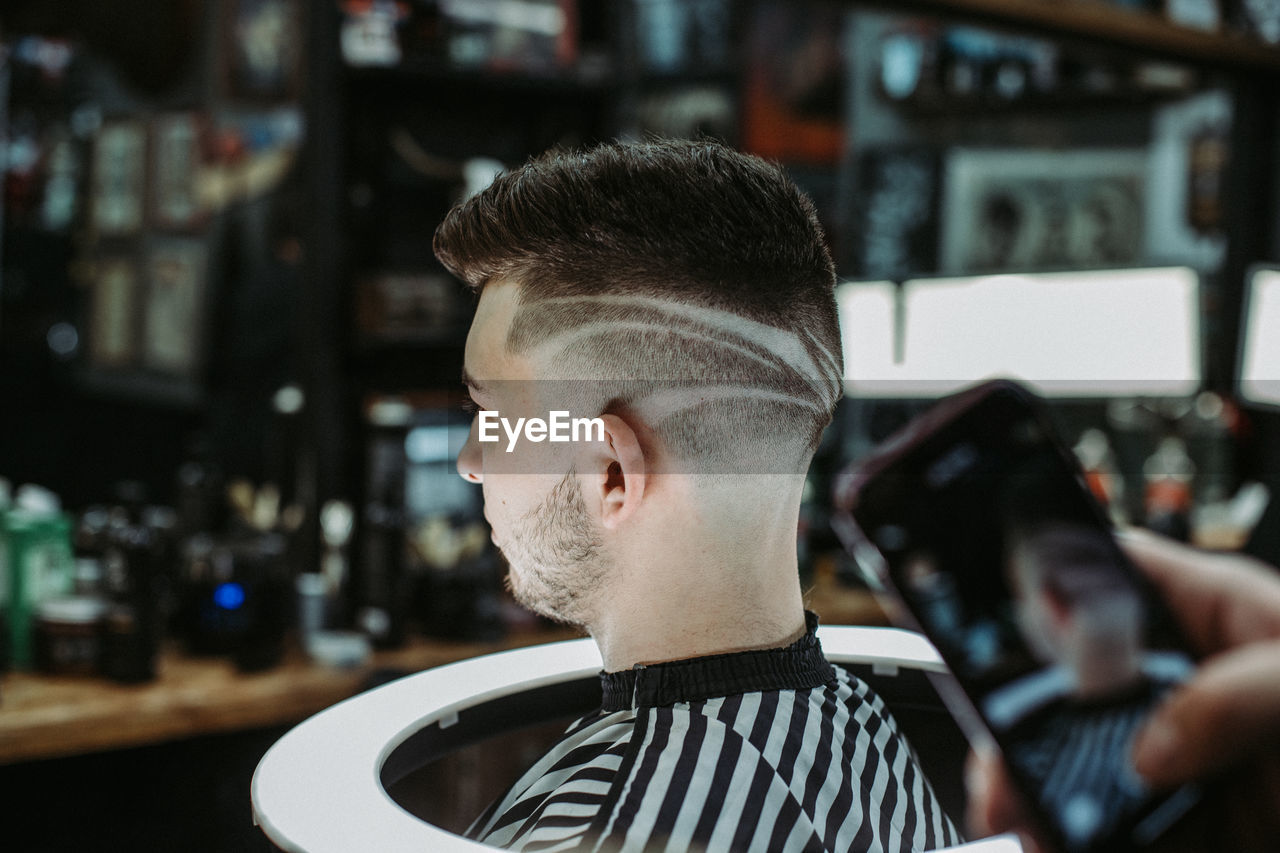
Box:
[346,61,617,98]
[872,0,1280,73]
[0,572,883,766]
[0,627,577,766]
[885,85,1193,116]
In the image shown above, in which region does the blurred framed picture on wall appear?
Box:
[90,120,147,237]
[150,113,207,230]
[355,270,470,345]
[88,256,141,369]
[741,0,845,165]
[852,146,942,281]
[940,148,1147,274]
[142,237,210,378]
[224,0,303,100]
[1164,0,1222,32]
[1235,0,1280,44]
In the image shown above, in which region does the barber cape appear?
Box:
[467,612,961,852]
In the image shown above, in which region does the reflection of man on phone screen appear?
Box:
[984,518,1193,849]
[1007,522,1142,704]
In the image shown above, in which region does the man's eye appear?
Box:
[461,398,482,415]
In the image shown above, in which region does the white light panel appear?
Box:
[837,268,1201,399]
[1240,268,1280,407]
[836,281,898,396]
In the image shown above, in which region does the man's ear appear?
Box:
[588,413,646,531]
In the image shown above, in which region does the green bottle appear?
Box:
[3,487,75,670]
[0,478,10,672]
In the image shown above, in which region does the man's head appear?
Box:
[436,139,842,626]
[1006,521,1145,697]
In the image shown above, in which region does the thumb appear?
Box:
[1132,638,1280,786]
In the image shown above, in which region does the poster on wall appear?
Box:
[853,146,941,281]
[741,0,846,164]
[631,0,732,75]
[1146,90,1230,270]
[91,121,147,237]
[88,257,141,368]
[150,113,206,230]
[225,0,303,99]
[356,271,469,344]
[142,238,209,377]
[940,148,1147,274]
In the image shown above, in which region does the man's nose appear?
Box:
[457,419,483,483]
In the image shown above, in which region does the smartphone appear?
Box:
[832,379,1202,852]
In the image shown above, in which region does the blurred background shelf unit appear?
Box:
[878,0,1280,71]
[831,0,1280,572]
[292,0,1280,578]
[295,0,752,591]
[4,1,1277,632]
[841,0,1278,392]
[0,0,307,510]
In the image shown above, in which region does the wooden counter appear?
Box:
[0,569,883,766]
[0,627,579,766]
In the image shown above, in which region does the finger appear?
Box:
[1117,529,1280,653]
[966,750,1010,837]
[964,750,1047,853]
[1132,638,1280,786]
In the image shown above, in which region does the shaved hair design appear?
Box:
[435,139,843,472]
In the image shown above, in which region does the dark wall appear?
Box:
[2,0,205,97]
[2,725,285,853]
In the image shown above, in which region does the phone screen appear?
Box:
[840,381,1200,852]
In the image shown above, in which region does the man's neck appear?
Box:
[587,498,809,672]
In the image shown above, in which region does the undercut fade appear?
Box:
[434,139,843,472]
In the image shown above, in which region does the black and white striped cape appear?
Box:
[468,615,962,852]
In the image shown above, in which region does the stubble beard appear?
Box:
[500,469,607,626]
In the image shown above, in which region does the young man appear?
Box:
[437,139,959,852]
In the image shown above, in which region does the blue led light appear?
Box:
[213,582,246,611]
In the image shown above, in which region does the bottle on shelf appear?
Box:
[1142,435,1196,542]
[1073,428,1128,525]
[0,477,11,676]
[2,484,76,671]
[100,519,161,683]
[355,398,413,649]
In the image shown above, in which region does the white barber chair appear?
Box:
[252,626,1023,853]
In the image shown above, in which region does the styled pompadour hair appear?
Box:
[434,139,843,472]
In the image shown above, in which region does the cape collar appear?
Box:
[599,611,836,712]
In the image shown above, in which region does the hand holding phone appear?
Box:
[970,531,1280,853]
[833,380,1203,851]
